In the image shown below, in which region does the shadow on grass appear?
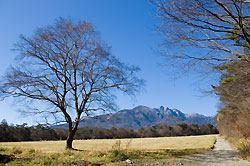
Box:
[71,148,85,152]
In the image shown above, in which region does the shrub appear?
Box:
[108,140,129,162]
[237,139,250,161]
[11,147,22,154]
[0,147,7,152]
[28,149,36,154]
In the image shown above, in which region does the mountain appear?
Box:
[57,106,215,130]
[185,113,215,125]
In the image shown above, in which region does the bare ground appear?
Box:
[116,136,250,166]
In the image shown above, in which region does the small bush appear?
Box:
[108,140,129,162]
[109,149,129,162]
[12,147,22,154]
[28,149,36,154]
[237,139,250,161]
[0,147,7,152]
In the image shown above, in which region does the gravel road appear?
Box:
[127,136,250,166]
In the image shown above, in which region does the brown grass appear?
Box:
[0,135,217,165]
[0,135,216,153]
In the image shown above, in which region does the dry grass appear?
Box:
[234,138,250,161]
[0,135,217,165]
[0,135,216,153]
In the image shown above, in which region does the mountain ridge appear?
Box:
[57,105,215,129]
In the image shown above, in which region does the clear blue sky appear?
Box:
[0,0,219,125]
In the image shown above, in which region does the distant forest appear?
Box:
[0,120,218,142]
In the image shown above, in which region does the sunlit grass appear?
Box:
[227,138,250,161]
[0,135,217,165]
[0,135,216,153]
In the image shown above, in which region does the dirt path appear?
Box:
[127,136,250,166]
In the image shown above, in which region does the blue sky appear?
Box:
[0,0,218,125]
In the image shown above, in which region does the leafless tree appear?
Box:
[151,0,250,140]
[0,18,144,149]
[151,0,250,72]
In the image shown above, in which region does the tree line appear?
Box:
[213,60,250,139]
[0,120,218,142]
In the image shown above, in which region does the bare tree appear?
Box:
[0,18,144,149]
[151,0,250,72]
[151,0,250,140]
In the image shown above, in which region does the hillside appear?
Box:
[57,106,215,129]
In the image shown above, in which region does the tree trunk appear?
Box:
[66,130,75,149]
[65,120,80,150]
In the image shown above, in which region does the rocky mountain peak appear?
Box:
[55,105,216,130]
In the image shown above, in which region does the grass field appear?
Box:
[0,135,216,165]
[0,135,216,153]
